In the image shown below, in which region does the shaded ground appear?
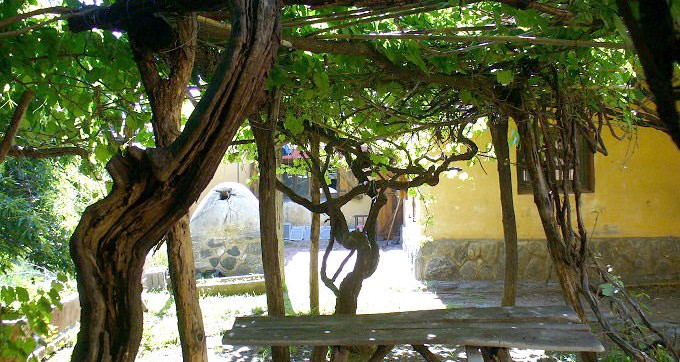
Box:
[47,244,679,361]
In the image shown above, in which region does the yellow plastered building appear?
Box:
[402,126,680,283]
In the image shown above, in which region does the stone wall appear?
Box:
[193,236,263,276]
[404,229,680,283]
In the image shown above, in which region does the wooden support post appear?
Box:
[481,346,513,362]
[311,347,328,362]
[330,347,350,362]
[367,345,394,362]
[412,345,441,362]
[465,346,484,362]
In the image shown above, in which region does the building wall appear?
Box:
[404,127,680,282]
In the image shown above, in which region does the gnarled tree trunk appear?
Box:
[515,115,586,319]
[515,114,594,362]
[69,1,280,360]
[131,15,208,362]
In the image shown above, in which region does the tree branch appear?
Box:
[6,145,89,159]
[313,32,630,50]
[64,0,572,35]
[0,6,72,28]
[275,178,327,213]
[0,90,33,163]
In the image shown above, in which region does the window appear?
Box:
[281,173,310,199]
[516,132,595,194]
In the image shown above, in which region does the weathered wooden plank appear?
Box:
[228,321,590,333]
[230,306,579,330]
[223,324,605,352]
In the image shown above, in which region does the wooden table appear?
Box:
[222,305,604,361]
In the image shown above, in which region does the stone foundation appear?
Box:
[404,230,680,283]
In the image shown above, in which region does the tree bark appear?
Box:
[489,117,518,307]
[516,116,587,320]
[252,89,290,362]
[309,132,321,314]
[515,116,595,362]
[0,90,33,163]
[616,0,679,149]
[6,145,88,159]
[130,15,208,362]
[69,1,280,360]
[167,217,208,362]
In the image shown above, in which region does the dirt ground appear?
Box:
[47,244,679,361]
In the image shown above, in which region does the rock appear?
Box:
[450,242,469,267]
[245,243,262,254]
[478,241,500,265]
[200,249,213,259]
[208,239,225,248]
[424,257,457,280]
[477,263,496,280]
[459,261,477,280]
[220,257,237,271]
[227,246,241,256]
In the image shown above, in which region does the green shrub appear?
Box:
[0,274,65,361]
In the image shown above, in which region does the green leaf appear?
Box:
[284,113,304,135]
[267,67,287,88]
[403,44,429,74]
[16,287,29,303]
[312,72,330,95]
[1,286,16,303]
[94,145,111,164]
[495,70,514,85]
[599,282,617,297]
[459,90,473,103]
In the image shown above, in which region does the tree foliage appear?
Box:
[0,0,151,164]
[0,158,105,273]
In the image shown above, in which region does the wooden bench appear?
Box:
[222,305,604,361]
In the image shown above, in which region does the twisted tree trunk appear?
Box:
[69,1,280,360]
[515,115,594,362]
[516,116,587,320]
[131,15,208,362]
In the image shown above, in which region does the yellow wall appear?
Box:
[340,195,373,227]
[426,127,680,240]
